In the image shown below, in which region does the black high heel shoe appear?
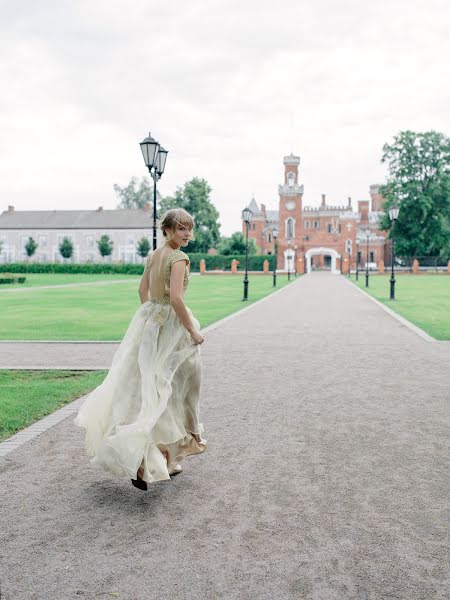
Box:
[131,470,148,491]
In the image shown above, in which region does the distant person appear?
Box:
[74,208,206,491]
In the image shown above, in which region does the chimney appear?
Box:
[143,202,151,213]
[348,196,352,208]
[358,200,369,223]
[97,206,103,212]
[8,205,14,212]
[260,203,266,217]
[321,194,326,206]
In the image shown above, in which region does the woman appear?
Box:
[74,208,206,491]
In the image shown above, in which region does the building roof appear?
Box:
[0,207,154,230]
[247,197,260,214]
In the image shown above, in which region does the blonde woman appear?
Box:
[74,208,206,491]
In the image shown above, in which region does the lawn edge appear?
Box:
[343,276,449,343]
[0,278,299,455]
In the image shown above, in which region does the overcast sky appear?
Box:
[1,0,449,235]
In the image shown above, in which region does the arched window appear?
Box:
[305,221,310,229]
[286,218,294,238]
[287,172,294,187]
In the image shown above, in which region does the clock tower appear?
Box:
[278,154,304,270]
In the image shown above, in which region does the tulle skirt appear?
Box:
[74,299,206,484]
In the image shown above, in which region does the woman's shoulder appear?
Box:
[169,248,190,265]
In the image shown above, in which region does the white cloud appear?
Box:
[0,0,449,234]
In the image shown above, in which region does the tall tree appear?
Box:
[114,176,160,210]
[217,232,257,255]
[378,130,450,258]
[25,237,38,261]
[160,178,221,253]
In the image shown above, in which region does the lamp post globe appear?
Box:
[140,132,169,251]
[242,207,253,301]
[272,227,279,287]
[388,204,399,300]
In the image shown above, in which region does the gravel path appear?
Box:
[0,273,449,600]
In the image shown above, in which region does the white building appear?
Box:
[0,203,163,264]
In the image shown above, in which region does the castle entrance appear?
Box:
[305,247,341,274]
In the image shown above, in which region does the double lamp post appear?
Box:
[140,133,168,251]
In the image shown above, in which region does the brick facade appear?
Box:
[242,154,389,273]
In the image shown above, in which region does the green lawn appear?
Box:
[348,273,450,340]
[0,274,294,340]
[0,370,107,441]
[0,273,139,288]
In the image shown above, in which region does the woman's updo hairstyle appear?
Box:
[160,208,195,242]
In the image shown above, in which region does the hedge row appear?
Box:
[0,254,276,274]
[0,274,26,284]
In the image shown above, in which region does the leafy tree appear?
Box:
[217,232,258,255]
[137,237,150,259]
[59,237,73,261]
[378,130,450,258]
[25,237,38,261]
[97,235,114,260]
[160,178,221,252]
[114,177,160,210]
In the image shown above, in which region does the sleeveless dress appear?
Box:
[73,248,206,484]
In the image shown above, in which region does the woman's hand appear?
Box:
[190,329,204,345]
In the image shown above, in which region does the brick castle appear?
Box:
[242,154,391,274]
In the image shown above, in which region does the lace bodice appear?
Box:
[147,249,190,305]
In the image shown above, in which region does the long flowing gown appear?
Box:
[73,248,206,484]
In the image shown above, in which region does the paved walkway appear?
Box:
[1,273,449,600]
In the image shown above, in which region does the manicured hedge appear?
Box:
[0,254,275,274]
[0,274,26,284]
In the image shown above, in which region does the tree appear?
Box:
[137,237,150,259]
[160,178,221,252]
[97,235,114,261]
[378,130,450,258]
[114,176,160,210]
[217,232,258,255]
[59,237,73,261]
[25,237,38,261]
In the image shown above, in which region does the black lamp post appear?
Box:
[389,204,400,300]
[365,228,370,288]
[242,206,253,301]
[287,239,292,281]
[347,241,351,278]
[272,227,278,287]
[294,243,298,277]
[356,237,360,281]
[140,132,168,250]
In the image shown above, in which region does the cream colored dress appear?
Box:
[74,248,206,484]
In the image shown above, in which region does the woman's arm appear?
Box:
[169,260,195,332]
[138,266,150,304]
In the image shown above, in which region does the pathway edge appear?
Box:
[0,278,300,456]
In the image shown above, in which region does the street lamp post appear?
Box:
[347,242,351,278]
[140,133,168,250]
[365,228,370,288]
[287,239,292,281]
[294,243,298,277]
[389,204,400,300]
[272,228,279,287]
[242,206,253,301]
[356,237,360,281]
